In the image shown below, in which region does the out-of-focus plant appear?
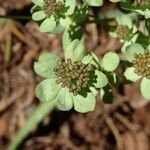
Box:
[1,0,148,149]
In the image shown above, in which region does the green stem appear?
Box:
[0,15,32,20]
[8,101,56,150]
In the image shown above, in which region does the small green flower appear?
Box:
[109,14,138,51]
[124,43,150,100]
[121,0,150,19]
[31,0,76,33]
[34,40,108,113]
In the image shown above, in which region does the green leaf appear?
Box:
[73,92,96,113]
[124,43,145,62]
[140,78,150,100]
[56,88,73,111]
[32,10,46,21]
[40,16,56,33]
[106,72,120,88]
[34,53,60,78]
[8,101,56,150]
[64,39,85,62]
[35,79,61,102]
[100,85,113,104]
[94,70,108,88]
[102,52,120,72]
[71,3,89,25]
[84,0,103,6]
[124,67,141,82]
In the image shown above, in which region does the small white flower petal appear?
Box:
[94,70,108,88]
[124,67,141,82]
[32,11,46,21]
[124,43,145,62]
[40,16,56,33]
[57,88,73,111]
[73,93,96,113]
[35,79,61,102]
[140,78,150,100]
[32,0,44,6]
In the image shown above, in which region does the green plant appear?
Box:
[2,0,149,149]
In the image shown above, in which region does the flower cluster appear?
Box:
[32,0,150,114]
[124,43,150,99]
[31,0,76,33]
[34,40,120,112]
[109,14,138,51]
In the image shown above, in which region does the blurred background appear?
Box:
[0,0,150,150]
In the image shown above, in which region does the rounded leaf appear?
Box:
[102,52,120,71]
[140,78,150,100]
[124,67,141,82]
[34,53,60,78]
[73,93,96,113]
[94,70,108,88]
[35,78,61,102]
[57,88,73,111]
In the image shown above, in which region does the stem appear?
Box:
[8,101,56,150]
[0,15,32,20]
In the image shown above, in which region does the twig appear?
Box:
[114,113,137,134]
[105,117,124,150]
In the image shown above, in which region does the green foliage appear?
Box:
[7,0,150,149]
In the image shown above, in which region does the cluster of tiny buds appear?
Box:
[53,58,94,96]
[116,25,130,40]
[132,51,150,79]
[43,0,63,16]
[133,0,150,6]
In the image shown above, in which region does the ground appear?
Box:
[0,1,150,150]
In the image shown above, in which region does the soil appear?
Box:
[0,1,150,150]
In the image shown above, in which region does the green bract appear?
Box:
[110,0,120,2]
[109,14,138,51]
[121,0,150,19]
[83,0,120,6]
[31,0,76,33]
[101,52,120,72]
[124,43,150,100]
[83,0,103,6]
[34,40,108,113]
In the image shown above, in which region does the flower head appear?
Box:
[109,14,138,51]
[31,0,76,33]
[124,43,150,99]
[34,40,108,113]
